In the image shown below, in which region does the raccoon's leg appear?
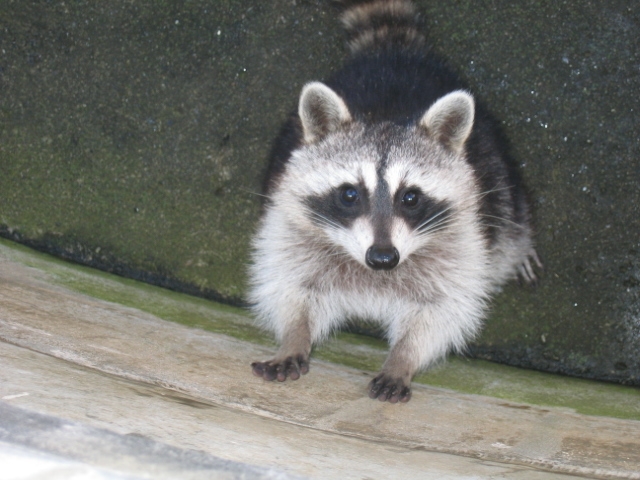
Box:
[368,333,418,404]
[369,302,481,403]
[251,316,312,382]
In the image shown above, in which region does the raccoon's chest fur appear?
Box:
[249,0,539,402]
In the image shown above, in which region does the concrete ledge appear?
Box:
[1,240,639,478]
[0,403,297,480]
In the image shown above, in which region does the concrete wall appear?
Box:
[0,1,638,385]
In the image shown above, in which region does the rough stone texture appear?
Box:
[0,1,638,384]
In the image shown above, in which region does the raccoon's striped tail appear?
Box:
[337,0,425,54]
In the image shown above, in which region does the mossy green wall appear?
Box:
[0,1,638,385]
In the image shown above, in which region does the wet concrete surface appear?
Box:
[1,240,639,479]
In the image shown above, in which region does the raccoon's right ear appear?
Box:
[298,82,352,144]
[419,90,475,154]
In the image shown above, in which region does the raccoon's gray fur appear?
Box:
[249,0,541,403]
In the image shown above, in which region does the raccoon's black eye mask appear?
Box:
[304,183,370,228]
[305,181,451,232]
[394,187,451,232]
[331,183,369,221]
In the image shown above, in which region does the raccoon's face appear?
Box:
[278,82,477,271]
[286,128,474,271]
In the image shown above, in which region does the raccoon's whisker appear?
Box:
[239,187,271,200]
[414,185,515,235]
[414,207,454,232]
[480,214,525,229]
[417,216,453,235]
[307,210,342,230]
[418,223,451,237]
[418,223,453,238]
[415,212,445,231]
[417,216,452,232]
[475,184,515,200]
[315,219,342,231]
[311,218,337,230]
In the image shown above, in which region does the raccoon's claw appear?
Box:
[368,373,412,403]
[518,249,544,285]
[251,361,277,381]
[251,354,309,382]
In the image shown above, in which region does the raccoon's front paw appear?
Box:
[518,249,544,285]
[368,373,412,403]
[251,354,309,382]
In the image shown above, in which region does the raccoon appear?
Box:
[249,0,541,403]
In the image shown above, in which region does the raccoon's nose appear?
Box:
[366,246,400,270]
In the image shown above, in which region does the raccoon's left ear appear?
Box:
[299,82,352,144]
[419,90,475,154]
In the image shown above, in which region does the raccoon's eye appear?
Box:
[401,190,420,207]
[340,186,360,206]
